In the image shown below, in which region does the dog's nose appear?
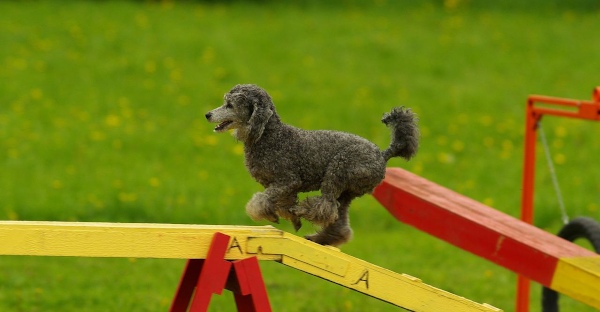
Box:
[205,112,212,120]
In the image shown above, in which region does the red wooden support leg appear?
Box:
[189,232,232,312]
[170,259,205,312]
[228,257,272,312]
[169,232,232,312]
[169,232,272,312]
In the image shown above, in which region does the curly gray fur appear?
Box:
[382,107,420,161]
[206,84,419,247]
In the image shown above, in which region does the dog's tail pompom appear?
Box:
[381,107,419,162]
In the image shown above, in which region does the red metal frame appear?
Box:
[518,87,600,312]
[170,232,272,312]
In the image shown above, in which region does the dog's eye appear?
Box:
[225,102,233,109]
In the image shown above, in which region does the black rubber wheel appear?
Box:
[541,216,600,312]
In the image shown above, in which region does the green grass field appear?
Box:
[1,1,599,311]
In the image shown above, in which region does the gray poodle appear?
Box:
[206,84,419,246]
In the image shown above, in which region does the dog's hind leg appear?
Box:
[305,192,356,246]
[293,195,339,227]
[292,151,354,227]
[295,145,382,227]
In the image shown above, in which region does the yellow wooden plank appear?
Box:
[0,221,282,260]
[0,221,502,311]
[247,233,501,312]
[551,256,600,310]
[247,236,350,276]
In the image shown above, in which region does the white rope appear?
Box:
[539,124,569,224]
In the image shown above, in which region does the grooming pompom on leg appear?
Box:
[245,192,279,223]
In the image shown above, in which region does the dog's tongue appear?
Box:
[215,121,232,131]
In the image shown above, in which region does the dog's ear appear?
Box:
[247,96,273,144]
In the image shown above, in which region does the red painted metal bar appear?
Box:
[518,87,600,312]
[517,96,540,312]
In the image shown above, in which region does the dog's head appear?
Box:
[205,84,275,144]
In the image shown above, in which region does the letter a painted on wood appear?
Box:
[352,269,370,289]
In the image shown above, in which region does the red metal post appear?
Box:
[517,98,540,312]
[517,87,600,312]
[521,98,540,226]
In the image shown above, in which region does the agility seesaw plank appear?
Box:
[0,221,500,312]
[372,167,600,310]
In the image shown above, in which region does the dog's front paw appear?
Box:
[275,207,303,231]
[246,192,279,223]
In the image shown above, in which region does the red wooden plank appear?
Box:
[372,168,596,287]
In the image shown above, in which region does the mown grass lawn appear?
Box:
[1,1,599,311]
